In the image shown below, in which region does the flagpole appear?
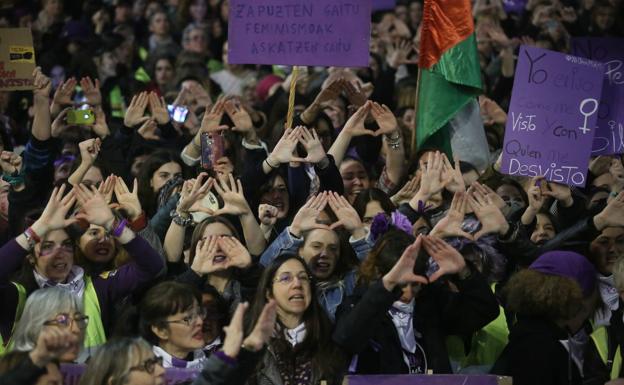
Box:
[411,67,421,160]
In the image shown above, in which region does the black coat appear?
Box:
[491,316,582,385]
[332,271,499,375]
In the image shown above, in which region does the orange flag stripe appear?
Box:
[418,0,475,69]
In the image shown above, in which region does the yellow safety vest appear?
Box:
[0,283,26,355]
[590,325,622,380]
[2,277,107,353]
[446,283,509,371]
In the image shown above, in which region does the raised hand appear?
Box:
[527,177,546,211]
[327,191,366,238]
[314,78,344,105]
[391,173,421,205]
[589,156,612,176]
[442,154,465,193]
[224,99,253,134]
[471,182,506,210]
[0,151,23,175]
[267,127,306,165]
[51,107,71,138]
[422,235,468,282]
[80,77,102,106]
[219,236,252,269]
[178,173,215,214]
[290,193,332,237]
[430,192,473,240]
[92,106,110,138]
[113,178,142,221]
[74,184,115,229]
[98,174,116,204]
[137,118,161,141]
[543,181,573,207]
[342,102,375,137]
[78,138,101,165]
[343,80,367,108]
[148,91,170,125]
[213,174,251,216]
[222,302,248,358]
[258,204,279,226]
[192,236,223,274]
[124,92,150,127]
[298,126,326,163]
[594,192,624,230]
[370,101,399,136]
[413,151,450,201]
[52,78,77,106]
[35,185,77,234]
[32,67,52,98]
[30,326,79,367]
[387,39,416,68]
[469,187,509,240]
[610,158,624,189]
[382,235,429,291]
[200,98,228,134]
[242,300,277,352]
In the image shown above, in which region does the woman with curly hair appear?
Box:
[492,251,599,385]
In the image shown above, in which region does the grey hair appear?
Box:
[79,338,153,385]
[11,287,82,352]
[182,23,207,43]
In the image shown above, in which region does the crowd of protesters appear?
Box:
[0,0,623,384]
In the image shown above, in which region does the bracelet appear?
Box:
[128,212,147,232]
[265,157,278,169]
[25,227,41,243]
[170,209,194,227]
[2,174,25,187]
[111,218,128,238]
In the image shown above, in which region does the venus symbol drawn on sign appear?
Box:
[578,98,598,134]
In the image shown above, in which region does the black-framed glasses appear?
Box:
[129,356,163,374]
[43,313,89,330]
[164,307,207,327]
[273,272,312,285]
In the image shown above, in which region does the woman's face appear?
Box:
[259,175,290,219]
[154,59,174,87]
[157,301,205,354]
[83,166,104,188]
[185,27,208,54]
[149,12,169,36]
[201,293,224,343]
[124,348,165,385]
[198,222,234,267]
[45,0,63,18]
[150,161,182,193]
[190,0,208,22]
[270,259,312,322]
[363,200,384,225]
[298,229,339,280]
[78,225,117,264]
[33,230,74,283]
[495,184,526,210]
[340,159,370,203]
[590,227,624,276]
[43,311,86,362]
[530,213,556,245]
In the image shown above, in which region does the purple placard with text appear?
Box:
[501,46,604,187]
[502,0,527,14]
[373,0,396,11]
[572,37,624,155]
[61,364,199,385]
[227,0,371,67]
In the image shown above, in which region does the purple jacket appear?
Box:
[0,235,164,345]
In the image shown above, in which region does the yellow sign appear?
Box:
[9,45,35,63]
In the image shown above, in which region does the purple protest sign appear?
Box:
[373,0,396,11]
[61,364,199,385]
[227,0,371,67]
[502,0,527,14]
[500,46,604,187]
[572,37,624,155]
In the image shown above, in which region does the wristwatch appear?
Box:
[170,209,194,227]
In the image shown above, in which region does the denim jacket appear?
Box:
[259,227,373,321]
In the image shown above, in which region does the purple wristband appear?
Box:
[213,350,237,366]
[111,218,128,237]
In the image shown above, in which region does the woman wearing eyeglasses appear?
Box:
[139,281,209,369]
[245,254,347,385]
[0,185,164,356]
